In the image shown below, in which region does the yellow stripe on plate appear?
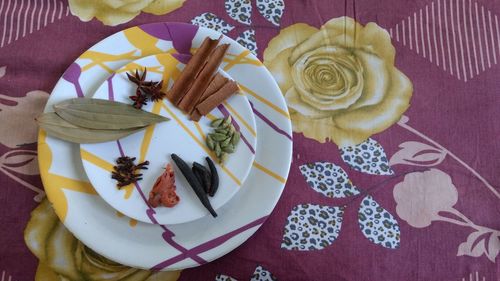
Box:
[253,162,286,184]
[80,149,114,172]
[223,101,256,137]
[238,84,290,120]
[205,113,217,121]
[223,50,251,71]
[194,122,206,139]
[48,173,97,194]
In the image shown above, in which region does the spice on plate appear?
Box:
[148,163,179,208]
[205,116,240,163]
[177,44,230,113]
[205,157,219,197]
[36,112,143,143]
[38,98,169,144]
[111,156,149,188]
[127,68,166,109]
[53,98,169,130]
[193,80,240,118]
[171,154,217,217]
[166,36,239,122]
[199,73,228,102]
[192,162,212,194]
[167,36,222,105]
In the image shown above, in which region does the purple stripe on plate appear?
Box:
[172,53,192,64]
[115,139,206,264]
[217,104,255,154]
[107,73,115,101]
[163,22,198,55]
[62,62,83,98]
[250,102,292,141]
[139,22,197,55]
[151,215,269,271]
[139,24,172,41]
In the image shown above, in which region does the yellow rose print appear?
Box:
[24,199,181,281]
[69,0,186,26]
[264,17,413,147]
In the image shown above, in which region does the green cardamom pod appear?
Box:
[211,118,224,128]
[206,135,215,150]
[215,128,229,135]
[223,144,235,153]
[215,143,222,158]
[220,116,232,129]
[37,112,142,143]
[229,124,236,133]
[53,98,169,130]
[220,137,231,148]
[211,133,228,141]
[219,152,228,164]
[231,131,240,146]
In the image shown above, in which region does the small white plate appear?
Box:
[80,53,257,225]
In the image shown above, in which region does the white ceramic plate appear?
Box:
[80,53,256,225]
[39,22,292,270]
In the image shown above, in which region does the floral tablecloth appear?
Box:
[1,0,499,280]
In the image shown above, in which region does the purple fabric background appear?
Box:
[0,0,499,280]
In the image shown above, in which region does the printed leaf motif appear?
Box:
[358,195,400,249]
[0,66,6,78]
[0,150,38,175]
[281,204,344,251]
[340,138,394,175]
[215,274,238,281]
[0,148,45,201]
[236,29,258,55]
[0,91,50,148]
[457,231,488,258]
[486,233,500,262]
[251,265,277,281]
[225,0,252,25]
[299,162,360,198]
[390,141,447,167]
[191,13,235,34]
[256,0,285,26]
[457,231,500,262]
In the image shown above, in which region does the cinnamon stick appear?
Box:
[190,109,202,122]
[196,80,239,115]
[199,73,228,104]
[189,74,229,121]
[167,37,220,105]
[178,44,230,112]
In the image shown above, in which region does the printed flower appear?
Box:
[393,168,458,228]
[263,17,413,147]
[24,199,180,281]
[69,0,185,26]
[0,91,49,148]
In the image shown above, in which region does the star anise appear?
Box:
[126,68,155,87]
[129,88,148,109]
[147,81,167,102]
[127,68,166,109]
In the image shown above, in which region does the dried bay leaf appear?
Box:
[54,98,169,130]
[37,113,143,143]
